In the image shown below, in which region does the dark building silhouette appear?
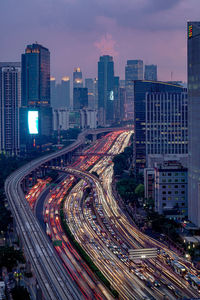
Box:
[187,21,200,227]
[73,87,88,109]
[98,55,114,125]
[21,43,52,143]
[21,43,50,107]
[144,64,157,81]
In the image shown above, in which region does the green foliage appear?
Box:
[116,177,137,202]
[0,246,25,271]
[112,144,133,176]
[135,184,144,198]
[12,286,30,300]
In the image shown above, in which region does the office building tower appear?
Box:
[114,76,120,123]
[0,63,21,155]
[125,60,143,120]
[85,78,95,109]
[188,22,200,227]
[73,68,83,88]
[119,87,126,121]
[50,76,57,108]
[144,64,157,81]
[98,55,114,125]
[154,161,187,220]
[73,87,88,109]
[51,77,70,109]
[94,78,98,110]
[133,81,184,172]
[21,43,52,141]
[146,91,188,155]
[21,43,50,107]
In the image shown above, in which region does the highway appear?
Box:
[51,130,200,299]
[4,129,113,300]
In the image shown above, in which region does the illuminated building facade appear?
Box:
[125,60,143,120]
[144,64,157,81]
[73,68,83,88]
[0,63,21,155]
[188,22,200,227]
[98,55,114,125]
[21,43,50,107]
[133,81,184,172]
[146,91,188,155]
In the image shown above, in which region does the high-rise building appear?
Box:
[73,68,83,88]
[21,43,52,141]
[0,63,21,155]
[125,60,143,120]
[154,161,187,220]
[114,76,120,123]
[98,55,114,125]
[21,43,50,107]
[133,81,184,172]
[73,87,88,109]
[146,91,188,156]
[144,64,157,81]
[51,76,70,109]
[85,78,95,109]
[188,22,200,227]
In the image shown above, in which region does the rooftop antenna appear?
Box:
[171,71,173,81]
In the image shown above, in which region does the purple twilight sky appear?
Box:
[0,0,199,82]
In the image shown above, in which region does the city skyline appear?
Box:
[0,0,199,82]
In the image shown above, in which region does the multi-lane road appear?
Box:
[5,128,200,300]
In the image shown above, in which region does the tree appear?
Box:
[135,184,144,199]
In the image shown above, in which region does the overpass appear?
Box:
[5,127,128,300]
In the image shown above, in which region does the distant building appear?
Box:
[50,76,70,109]
[119,87,126,121]
[73,87,88,109]
[85,78,95,109]
[188,21,200,227]
[98,55,114,126]
[125,60,143,120]
[154,161,187,221]
[144,168,154,200]
[144,65,157,81]
[0,63,21,155]
[114,76,120,123]
[73,67,83,88]
[53,108,97,131]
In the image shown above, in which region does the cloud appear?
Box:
[94,33,118,57]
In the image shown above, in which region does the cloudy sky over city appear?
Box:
[0,0,199,82]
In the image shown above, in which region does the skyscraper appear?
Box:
[133,81,184,172]
[21,43,52,140]
[21,43,50,107]
[85,78,95,109]
[144,64,157,81]
[73,88,88,109]
[125,60,143,120]
[146,91,188,155]
[73,68,83,88]
[0,63,21,155]
[188,21,200,227]
[98,55,114,126]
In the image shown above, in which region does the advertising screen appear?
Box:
[28,111,39,134]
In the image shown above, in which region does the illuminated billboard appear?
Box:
[28,111,39,134]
